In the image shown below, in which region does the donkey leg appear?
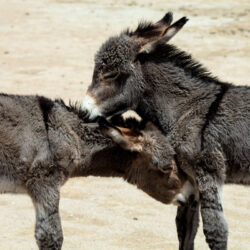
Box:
[195,151,228,250]
[29,184,63,250]
[175,197,200,250]
[199,184,228,250]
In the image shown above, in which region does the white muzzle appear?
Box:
[81,94,103,120]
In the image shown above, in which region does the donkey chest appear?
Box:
[0,177,26,194]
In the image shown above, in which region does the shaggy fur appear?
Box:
[0,94,188,250]
[82,13,250,250]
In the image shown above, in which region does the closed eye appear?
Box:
[103,71,120,81]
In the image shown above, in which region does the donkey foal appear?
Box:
[0,94,189,249]
[82,12,250,250]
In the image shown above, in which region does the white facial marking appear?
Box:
[173,194,186,206]
[181,181,195,198]
[122,110,142,122]
[173,180,195,205]
[81,94,103,120]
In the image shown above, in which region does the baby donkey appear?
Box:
[0,94,193,249]
[0,94,190,249]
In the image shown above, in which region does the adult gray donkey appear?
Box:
[82,12,250,250]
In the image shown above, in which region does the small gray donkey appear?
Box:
[0,93,190,249]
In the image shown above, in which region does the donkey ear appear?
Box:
[136,16,188,54]
[99,118,143,152]
[98,116,127,147]
[116,127,143,151]
[132,12,173,39]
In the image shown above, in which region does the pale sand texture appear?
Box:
[0,0,249,249]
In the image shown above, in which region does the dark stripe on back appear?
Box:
[201,83,230,150]
[38,96,54,131]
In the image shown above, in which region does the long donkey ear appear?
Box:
[131,13,188,54]
[132,12,173,39]
[98,117,143,152]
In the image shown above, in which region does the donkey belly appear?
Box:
[219,86,250,185]
[226,166,250,185]
[224,143,250,185]
[0,176,26,194]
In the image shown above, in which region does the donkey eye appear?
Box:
[103,72,120,81]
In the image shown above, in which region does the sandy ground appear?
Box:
[0,0,249,249]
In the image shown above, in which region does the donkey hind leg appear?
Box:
[175,197,200,250]
[196,151,228,250]
[30,186,63,250]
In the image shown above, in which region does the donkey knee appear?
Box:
[35,217,63,250]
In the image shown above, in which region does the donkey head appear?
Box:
[82,12,188,120]
[98,116,176,174]
[98,115,191,205]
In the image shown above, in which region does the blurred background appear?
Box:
[0,0,249,249]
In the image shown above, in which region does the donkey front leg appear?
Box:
[195,152,228,250]
[175,197,200,250]
[29,184,63,250]
[199,185,228,250]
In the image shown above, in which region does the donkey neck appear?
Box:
[72,146,136,178]
[53,103,136,178]
[137,44,229,134]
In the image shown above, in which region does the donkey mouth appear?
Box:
[81,94,103,120]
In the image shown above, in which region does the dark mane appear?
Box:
[55,99,90,123]
[146,43,229,85]
[124,21,159,38]
[125,22,226,85]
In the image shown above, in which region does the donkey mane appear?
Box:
[124,21,159,38]
[55,98,90,122]
[143,44,225,85]
[124,21,227,85]
[141,44,232,148]
[83,13,250,250]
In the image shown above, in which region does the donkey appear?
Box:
[0,93,193,249]
[82,12,250,250]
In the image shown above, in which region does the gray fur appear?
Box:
[0,94,186,249]
[83,13,250,250]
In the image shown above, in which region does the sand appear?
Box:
[0,0,249,249]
